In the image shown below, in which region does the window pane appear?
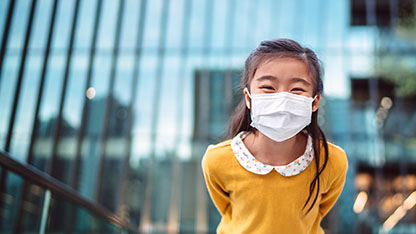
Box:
[73,0,97,49]
[0,53,19,149]
[32,52,66,171]
[29,0,53,49]
[119,0,141,49]
[96,0,119,50]
[9,53,43,162]
[51,0,75,49]
[7,0,31,50]
[0,0,10,40]
[142,0,163,48]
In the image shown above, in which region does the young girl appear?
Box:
[201,38,348,234]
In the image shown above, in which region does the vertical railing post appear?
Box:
[39,189,52,234]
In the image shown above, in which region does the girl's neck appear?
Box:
[243,130,307,166]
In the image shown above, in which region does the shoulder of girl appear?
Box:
[325,141,348,172]
[207,139,232,150]
[202,139,233,165]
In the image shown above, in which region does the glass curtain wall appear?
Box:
[0,0,415,233]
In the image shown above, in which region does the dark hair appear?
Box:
[226,38,329,215]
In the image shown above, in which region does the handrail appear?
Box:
[0,150,138,233]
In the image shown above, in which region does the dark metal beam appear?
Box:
[0,0,16,84]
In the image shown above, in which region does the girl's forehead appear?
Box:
[252,57,313,82]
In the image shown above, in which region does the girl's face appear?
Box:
[244,56,320,112]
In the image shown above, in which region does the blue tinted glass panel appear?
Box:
[38,52,66,124]
[32,52,66,171]
[73,0,97,49]
[78,53,112,200]
[129,55,158,173]
[274,0,296,39]
[7,0,34,51]
[62,52,88,129]
[114,55,134,106]
[29,0,53,49]
[301,0,321,48]
[0,0,10,40]
[7,0,31,50]
[96,0,118,50]
[231,0,250,48]
[119,0,140,49]
[268,0,280,39]
[0,53,19,149]
[51,0,75,49]
[0,172,23,231]
[150,159,172,223]
[10,53,43,162]
[18,183,45,232]
[165,0,184,48]
[78,133,101,200]
[156,55,181,152]
[209,71,224,136]
[210,0,227,49]
[252,0,271,46]
[142,0,163,48]
[188,0,206,48]
[55,52,88,184]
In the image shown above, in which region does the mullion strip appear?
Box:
[139,0,171,231]
[195,0,214,232]
[116,0,148,222]
[168,0,192,232]
[48,0,82,178]
[57,0,83,229]
[4,0,38,152]
[71,0,104,192]
[3,0,39,232]
[0,0,16,83]
[93,0,126,207]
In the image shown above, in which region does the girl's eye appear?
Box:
[291,88,305,92]
[260,86,275,90]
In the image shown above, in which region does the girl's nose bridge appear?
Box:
[276,85,289,93]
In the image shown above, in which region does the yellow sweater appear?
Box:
[201,139,348,234]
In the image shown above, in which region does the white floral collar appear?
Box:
[230,131,314,176]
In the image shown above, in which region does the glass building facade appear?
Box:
[0,0,416,233]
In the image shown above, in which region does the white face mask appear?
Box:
[245,88,317,142]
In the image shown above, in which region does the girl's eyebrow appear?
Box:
[255,75,311,87]
[291,77,311,86]
[255,75,278,82]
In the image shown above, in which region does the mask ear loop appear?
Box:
[311,94,319,111]
[243,88,253,119]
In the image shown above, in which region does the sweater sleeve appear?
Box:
[201,147,230,216]
[319,151,348,217]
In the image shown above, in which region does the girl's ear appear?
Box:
[244,88,251,109]
[312,94,321,112]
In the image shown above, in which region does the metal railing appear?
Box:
[0,150,138,233]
